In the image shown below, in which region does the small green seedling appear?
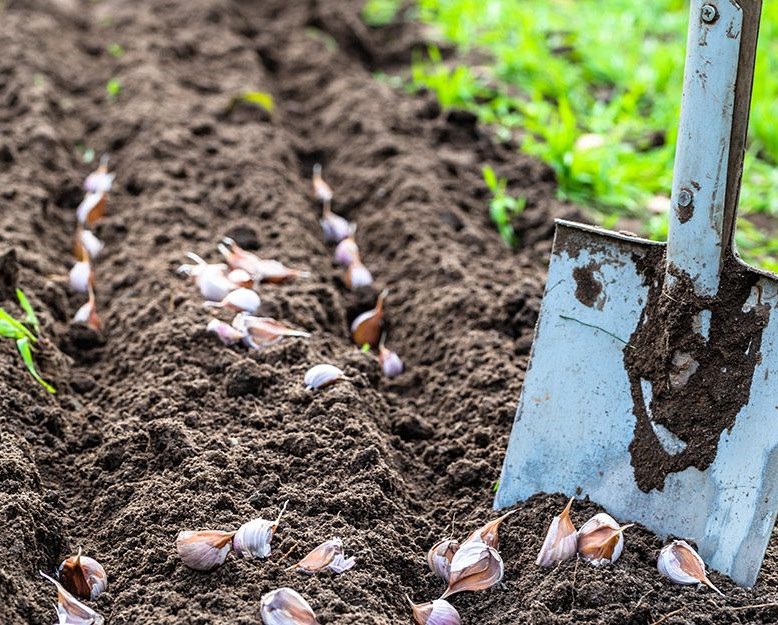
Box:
[360,343,371,353]
[483,165,527,246]
[228,90,275,114]
[0,290,55,394]
[106,78,122,99]
[107,43,124,58]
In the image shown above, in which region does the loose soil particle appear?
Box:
[0,1,775,624]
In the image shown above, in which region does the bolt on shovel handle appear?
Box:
[666,0,762,296]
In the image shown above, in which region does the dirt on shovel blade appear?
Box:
[0,0,776,624]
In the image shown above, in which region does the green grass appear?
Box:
[363,0,778,270]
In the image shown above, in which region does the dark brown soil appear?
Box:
[0,1,775,624]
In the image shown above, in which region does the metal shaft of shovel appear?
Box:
[495,0,778,588]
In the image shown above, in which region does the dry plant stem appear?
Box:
[649,607,686,625]
[726,602,778,612]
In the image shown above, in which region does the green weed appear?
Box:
[483,165,526,245]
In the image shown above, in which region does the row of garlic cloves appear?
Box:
[39,547,108,624]
[537,499,723,595]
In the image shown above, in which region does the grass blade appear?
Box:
[15,288,39,335]
[15,337,56,394]
[0,309,35,341]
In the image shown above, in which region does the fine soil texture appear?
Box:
[0,1,776,624]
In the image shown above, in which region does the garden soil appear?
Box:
[0,0,776,624]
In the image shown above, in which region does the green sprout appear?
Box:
[0,290,55,393]
[107,43,124,58]
[360,343,372,353]
[483,165,526,246]
[492,480,500,494]
[106,78,122,99]
[228,90,275,114]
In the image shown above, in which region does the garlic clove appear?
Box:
[320,211,354,244]
[536,498,577,567]
[378,345,404,377]
[577,513,633,565]
[345,259,373,290]
[227,268,254,288]
[441,540,504,599]
[657,540,724,596]
[40,571,104,625]
[176,530,235,571]
[304,364,345,390]
[427,538,460,581]
[207,318,246,346]
[74,229,104,261]
[76,192,107,226]
[312,163,333,207]
[232,314,311,350]
[233,501,288,559]
[204,288,261,314]
[218,238,309,283]
[408,597,461,625]
[465,509,517,550]
[290,538,355,574]
[69,260,93,294]
[58,548,107,600]
[334,237,359,267]
[261,587,320,625]
[73,288,101,332]
[84,155,114,194]
[350,288,388,349]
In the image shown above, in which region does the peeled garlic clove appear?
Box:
[577,513,633,565]
[58,548,107,600]
[465,509,517,550]
[312,163,333,206]
[234,501,287,559]
[176,530,235,571]
[73,288,100,332]
[207,318,246,346]
[441,540,504,599]
[536,498,577,567]
[204,287,261,314]
[427,538,460,581]
[345,259,374,290]
[334,237,359,267]
[320,210,354,244]
[304,364,345,390]
[40,571,104,625]
[657,540,724,596]
[350,288,388,349]
[261,587,320,625]
[76,192,107,226]
[69,260,93,294]
[378,346,404,378]
[233,314,311,350]
[291,538,355,575]
[408,597,461,625]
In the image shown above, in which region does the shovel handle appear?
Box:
[666,0,762,296]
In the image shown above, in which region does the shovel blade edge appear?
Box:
[495,220,778,587]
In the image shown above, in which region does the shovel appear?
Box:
[495,0,777,587]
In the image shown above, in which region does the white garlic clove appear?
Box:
[84,155,114,194]
[204,288,261,314]
[577,513,633,565]
[261,587,320,625]
[333,237,359,266]
[176,530,235,571]
[657,540,724,596]
[427,538,460,581]
[233,501,288,559]
[441,540,504,598]
[40,571,104,625]
[58,548,107,600]
[304,364,345,390]
[232,314,311,350]
[345,260,373,289]
[69,261,93,294]
[290,538,355,575]
[74,229,104,261]
[350,289,388,349]
[408,597,461,625]
[378,346,404,378]
[465,509,517,550]
[76,192,107,226]
[207,319,246,346]
[312,163,333,205]
[536,498,578,567]
[320,211,354,244]
[73,288,101,332]
[227,268,254,287]
[218,238,309,283]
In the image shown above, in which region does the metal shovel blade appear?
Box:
[495,0,778,587]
